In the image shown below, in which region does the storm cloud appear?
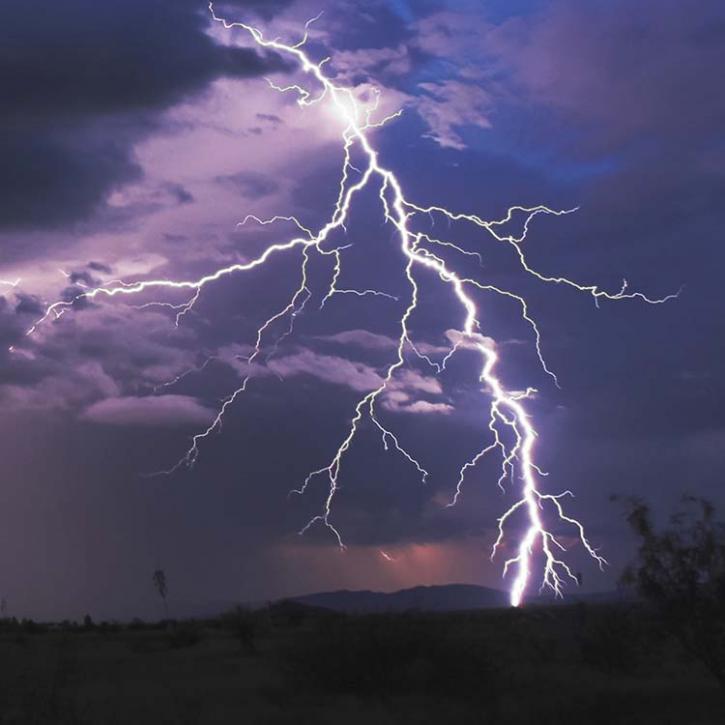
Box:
[0,0,722,619]
[0,0,288,228]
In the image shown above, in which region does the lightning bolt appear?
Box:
[16,5,679,606]
[379,550,398,563]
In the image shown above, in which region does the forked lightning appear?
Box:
[17,5,678,606]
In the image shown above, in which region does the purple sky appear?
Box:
[1,0,723,619]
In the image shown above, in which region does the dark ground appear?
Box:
[0,602,720,724]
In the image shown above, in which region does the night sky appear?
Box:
[1,0,723,620]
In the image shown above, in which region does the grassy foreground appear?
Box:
[0,602,720,724]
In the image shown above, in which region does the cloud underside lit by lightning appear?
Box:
[20,4,679,607]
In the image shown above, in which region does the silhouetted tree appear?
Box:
[622,496,725,688]
[152,568,169,619]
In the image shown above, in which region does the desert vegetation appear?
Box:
[0,501,722,724]
[0,598,720,724]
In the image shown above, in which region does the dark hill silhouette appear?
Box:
[285,584,628,613]
[289,583,510,612]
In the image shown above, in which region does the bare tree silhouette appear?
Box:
[152,568,169,620]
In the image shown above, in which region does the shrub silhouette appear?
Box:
[223,606,260,654]
[622,496,725,688]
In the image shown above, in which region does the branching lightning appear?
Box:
[15,5,678,606]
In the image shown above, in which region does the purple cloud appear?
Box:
[269,350,384,392]
[490,0,725,151]
[81,395,215,427]
[316,329,398,350]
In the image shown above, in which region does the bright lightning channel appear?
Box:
[17,5,679,607]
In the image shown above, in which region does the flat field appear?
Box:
[0,604,720,724]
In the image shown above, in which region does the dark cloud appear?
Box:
[256,113,283,124]
[1,0,284,119]
[165,183,195,205]
[0,124,142,229]
[495,0,725,152]
[215,0,296,21]
[0,0,288,229]
[13,294,44,317]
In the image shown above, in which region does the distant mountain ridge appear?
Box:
[288,583,626,613]
[290,583,509,612]
[117,584,627,621]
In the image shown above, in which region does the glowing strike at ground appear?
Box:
[19,5,678,606]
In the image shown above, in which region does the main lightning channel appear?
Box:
[17,5,678,606]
